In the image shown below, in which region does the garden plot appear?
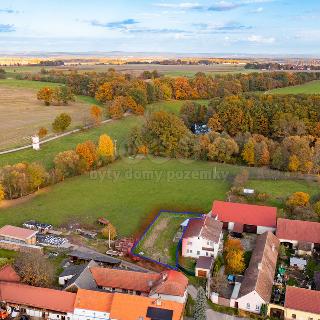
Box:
[133,211,201,268]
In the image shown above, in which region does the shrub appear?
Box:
[52,113,71,133]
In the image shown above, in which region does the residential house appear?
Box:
[181,216,223,259]
[0,282,185,320]
[60,260,98,292]
[276,218,320,255]
[235,232,279,314]
[90,267,188,303]
[269,286,320,320]
[0,281,76,320]
[68,250,121,266]
[211,201,277,234]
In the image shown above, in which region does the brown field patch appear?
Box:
[0,86,92,150]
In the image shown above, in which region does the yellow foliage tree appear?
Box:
[101,223,117,240]
[242,139,255,166]
[98,134,115,162]
[208,114,223,132]
[95,82,114,102]
[0,184,4,203]
[225,249,245,275]
[286,192,310,208]
[288,155,300,172]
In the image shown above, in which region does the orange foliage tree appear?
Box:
[37,87,54,105]
[38,127,48,138]
[76,140,97,170]
[90,105,103,125]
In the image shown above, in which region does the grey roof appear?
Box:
[68,250,121,264]
[65,260,98,291]
[196,256,214,270]
[59,264,86,278]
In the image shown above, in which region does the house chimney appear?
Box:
[258,263,263,271]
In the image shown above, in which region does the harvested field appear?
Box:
[0,85,92,150]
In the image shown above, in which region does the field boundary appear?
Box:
[131,210,203,270]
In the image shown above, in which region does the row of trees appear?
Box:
[21,68,320,103]
[37,86,74,106]
[0,134,115,200]
[127,96,320,173]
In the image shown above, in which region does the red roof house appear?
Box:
[285,286,320,315]
[0,265,20,283]
[211,201,277,234]
[276,218,320,245]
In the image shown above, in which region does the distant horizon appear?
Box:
[0,0,319,55]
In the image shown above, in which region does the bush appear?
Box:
[52,113,71,132]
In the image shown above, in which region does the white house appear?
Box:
[182,216,223,259]
[235,232,279,314]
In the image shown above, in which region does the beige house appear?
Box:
[269,286,320,320]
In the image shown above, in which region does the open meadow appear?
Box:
[0,83,94,150]
[267,80,320,94]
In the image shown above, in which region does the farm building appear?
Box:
[235,232,279,314]
[181,216,223,259]
[0,265,20,282]
[276,218,320,254]
[211,201,277,234]
[0,225,41,252]
[90,267,188,303]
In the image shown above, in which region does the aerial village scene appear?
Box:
[0,1,320,320]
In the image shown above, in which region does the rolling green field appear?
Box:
[0,158,230,236]
[268,80,320,94]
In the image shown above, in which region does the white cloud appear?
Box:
[250,7,264,13]
[247,34,275,43]
[154,2,201,9]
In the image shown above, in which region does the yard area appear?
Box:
[133,211,202,267]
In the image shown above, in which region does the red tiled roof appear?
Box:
[90,268,188,297]
[152,270,188,297]
[74,289,113,312]
[285,286,320,314]
[212,201,277,228]
[0,265,20,283]
[0,282,76,313]
[276,218,320,244]
[183,216,222,242]
[0,225,37,241]
[91,267,161,293]
[109,293,184,320]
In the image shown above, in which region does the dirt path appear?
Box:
[142,217,170,249]
[0,187,50,209]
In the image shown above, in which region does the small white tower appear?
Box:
[32,135,40,150]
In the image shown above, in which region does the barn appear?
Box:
[211,201,277,234]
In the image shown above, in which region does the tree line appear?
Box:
[0,134,115,200]
[127,95,320,174]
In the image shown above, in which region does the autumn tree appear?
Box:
[210,272,228,293]
[233,169,249,188]
[15,252,55,287]
[76,140,97,170]
[314,201,320,218]
[207,114,223,132]
[224,238,245,274]
[0,184,4,203]
[242,138,255,166]
[52,113,71,132]
[27,163,47,190]
[286,192,310,208]
[288,155,300,172]
[101,223,117,240]
[98,134,115,162]
[37,87,54,105]
[38,127,48,138]
[54,150,83,178]
[95,82,114,102]
[90,105,103,125]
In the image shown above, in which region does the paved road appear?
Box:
[187,285,244,320]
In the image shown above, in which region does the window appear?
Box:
[292,314,296,319]
[255,305,260,311]
[207,241,210,245]
[206,252,208,256]
[190,249,192,253]
[187,241,192,245]
[308,318,313,320]
[246,303,250,310]
[197,251,200,255]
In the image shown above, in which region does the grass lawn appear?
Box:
[134,211,201,267]
[0,158,230,236]
[0,116,143,168]
[146,99,209,114]
[0,78,62,90]
[267,80,320,94]
[0,248,18,259]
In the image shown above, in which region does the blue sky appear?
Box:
[0,0,319,54]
